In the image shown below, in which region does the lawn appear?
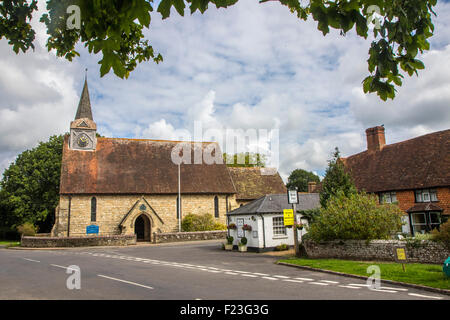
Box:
[279,257,450,290]
[0,240,21,247]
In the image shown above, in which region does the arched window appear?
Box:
[91,197,97,222]
[214,196,219,218]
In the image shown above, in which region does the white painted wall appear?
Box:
[401,215,411,235]
[228,213,308,249]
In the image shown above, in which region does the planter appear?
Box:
[238,245,247,252]
[225,244,233,251]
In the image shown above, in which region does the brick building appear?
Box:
[342,126,450,236]
[51,79,286,240]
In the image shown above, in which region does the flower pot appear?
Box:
[225,244,233,251]
[238,245,247,252]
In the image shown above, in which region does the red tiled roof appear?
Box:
[228,167,287,200]
[342,129,450,193]
[60,136,237,195]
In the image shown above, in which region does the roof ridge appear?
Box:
[97,137,216,144]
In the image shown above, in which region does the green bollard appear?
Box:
[444,257,450,277]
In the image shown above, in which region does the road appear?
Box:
[0,241,448,300]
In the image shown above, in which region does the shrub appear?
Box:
[239,237,247,246]
[17,222,38,236]
[431,220,450,247]
[226,236,234,245]
[307,191,404,242]
[181,213,223,232]
[275,243,289,251]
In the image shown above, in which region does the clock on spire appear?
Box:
[69,74,97,151]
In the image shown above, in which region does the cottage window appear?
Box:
[273,217,286,236]
[380,192,397,204]
[91,197,97,222]
[410,212,442,235]
[415,189,438,202]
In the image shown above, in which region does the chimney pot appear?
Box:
[308,182,317,193]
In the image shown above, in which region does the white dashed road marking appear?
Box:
[97,275,154,290]
[310,282,329,286]
[408,293,443,300]
[295,277,314,281]
[320,280,339,284]
[283,279,304,284]
[262,277,278,281]
[23,258,40,263]
[50,264,78,271]
[339,285,361,289]
[273,275,290,279]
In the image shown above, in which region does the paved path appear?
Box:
[0,241,448,300]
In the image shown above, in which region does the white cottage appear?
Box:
[226,193,320,252]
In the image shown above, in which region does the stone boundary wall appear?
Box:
[153,230,227,244]
[21,234,136,248]
[303,240,450,265]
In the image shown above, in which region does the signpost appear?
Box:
[394,247,407,272]
[287,188,299,256]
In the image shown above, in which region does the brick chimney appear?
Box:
[308,182,317,193]
[365,126,386,152]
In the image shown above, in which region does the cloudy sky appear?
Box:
[1,1,450,181]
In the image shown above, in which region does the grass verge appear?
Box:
[279,257,450,290]
[0,240,21,248]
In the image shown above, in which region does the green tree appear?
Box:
[319,147,357,208]
[286,168,320,192]
[223,152,266,167]
[308,191,404,242]
[0,135,64,233]
[0,0,438,100]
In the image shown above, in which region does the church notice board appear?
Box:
[86,225,99,235]
[283,209,294,226]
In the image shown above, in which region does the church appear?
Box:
[51,79,286,241]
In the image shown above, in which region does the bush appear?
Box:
[431,220,450,247]
[226,236,234,245]
[0,226,20,240]
[17,222,38,236]
[307,191,404,242]
[181,213,224,232]
[275,243,289,251]
[239,237,247,246]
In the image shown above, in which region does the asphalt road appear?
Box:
[0,241,448,300]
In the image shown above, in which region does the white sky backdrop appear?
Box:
[1,0,450,181]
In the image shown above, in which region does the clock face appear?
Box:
[77,134,90,148]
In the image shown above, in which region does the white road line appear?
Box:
[273,275,290,279]
[283,279,304,284]
[241,274,258,278]
[339,285,361,289]
[320,280,339,284]
[310,282,329,286]
[207,270,222,273]
[97,275,154,290]
[295,277,314,281]
[22,258,40,263]
[262,276,278,281]
[369,288,398,293]
[252,273,269,276]
[408,293,443,300]
[50,264,78,271]
[379,286,408,292]
[225,272,238,275]
[348,283,370,287]
[232,270,251,274]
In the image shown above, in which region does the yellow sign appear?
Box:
[283,209,294,226]
[396,248,407,261]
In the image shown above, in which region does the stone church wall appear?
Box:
[53,194,236,238]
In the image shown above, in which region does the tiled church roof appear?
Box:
[342,129,450,193]
[228,167,287,200]
[60,136,237,195]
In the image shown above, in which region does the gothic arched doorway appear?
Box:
[135,214,151,242]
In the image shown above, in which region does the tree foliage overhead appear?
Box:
[0,135,64,232]
[286,168,320,192]
[0,0,438,100]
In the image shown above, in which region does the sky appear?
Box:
[1,0,450,182]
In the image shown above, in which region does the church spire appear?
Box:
[75,75,93,120]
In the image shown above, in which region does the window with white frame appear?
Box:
[410,211,442,235]
[415,189,438,202]
[379,192,397,204]
[273,217,286,237]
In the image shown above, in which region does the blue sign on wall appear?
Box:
[86,225,99,235]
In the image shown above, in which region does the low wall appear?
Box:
[303,240,450,265]
[21,234,136,248]
[153,230,227,244]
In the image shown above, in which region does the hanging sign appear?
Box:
[287,190,299,204]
